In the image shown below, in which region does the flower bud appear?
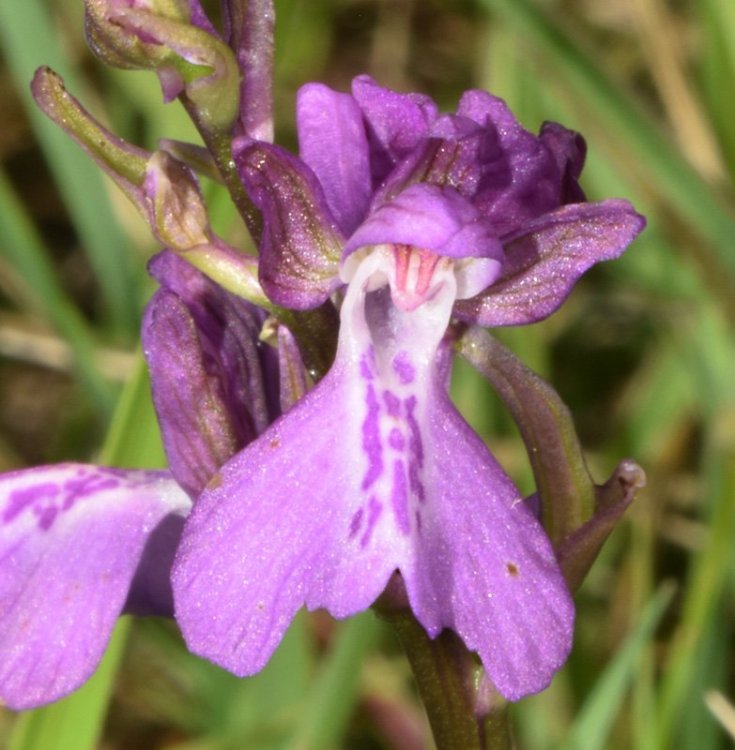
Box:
[31,66,149,207]
[145,150,210,251]
[84,0,240,132]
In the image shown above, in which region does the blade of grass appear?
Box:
[127,614,312,747]
[561,582,675,750]
[6,354,166,750]
[655,416,735,749]
[476,0,735,282]
[678,614,729,750]
[0,0,141,337]
[283,613,384,750]
[0,168,115,416]
[698,0,735,177]
[698,0,735,180]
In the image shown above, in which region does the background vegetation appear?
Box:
[0,0,734,747]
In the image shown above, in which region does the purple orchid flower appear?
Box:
[171,77,645,701]
[0,253,278,710]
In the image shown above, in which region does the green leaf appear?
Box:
[0,168,115,415]
[284,613,384,750]
[0,0,141,336]
[562,583,675,750]
[476,0,735,284]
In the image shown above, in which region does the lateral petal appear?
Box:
[0,465,190,709]
[454,200,646,326]
[351,74,438,185]
[403,388,575,700]
[458,89,581,235]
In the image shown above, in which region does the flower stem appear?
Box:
[180,96,262,241]
[384,610,514,750]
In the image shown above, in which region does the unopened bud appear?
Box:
[145,150,210,250]
[84,0,240,132]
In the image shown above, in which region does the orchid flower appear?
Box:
[172,76,646,701]
[4,1,646,706]
[0,253,279,710]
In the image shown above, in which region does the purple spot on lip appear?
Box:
[404,395,424,467]
[361,384,383,490]
[3,468,130,532]
[383,390,401,417]
[349,507,364,540]
[360,347,376,380]
[409,459,426,503]
[3,483,58,525]
[360,357,374,381]
[62,475,119,510]
[36,505,59,531]
[388,428,405,451]
[360,495,383,548]
[392,351,415,384]
[391,460,410,536]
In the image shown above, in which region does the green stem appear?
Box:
[182,96,262,241]
[382,609,513,750]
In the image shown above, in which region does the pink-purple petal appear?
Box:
[404,388,575,699]
[174,245,572,700]
[351,74,438,186]
[143,252,278,497]
[297,83,372,235]
[172,248,453,677]
[372,128,490,207]
[454,200,646,326]
[344,183,504,264]
[457,89,584,235]
[0,465,190,709]
[172,362,405,675]
[539,122,587,204]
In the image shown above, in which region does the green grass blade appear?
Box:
[698,0,735,178]
[0,0,141,336]
[562,583,675,750]
[284,613,384,750]
[476,0,735,281]
[0,168,115,415]
[655,430,735,749]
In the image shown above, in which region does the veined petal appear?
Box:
[539,122,587,204]
[235,139,344,309]
[373,128,490,206]
[297,83,372,235]
[403,387,575,700]
[458,89,580,235]
[344,183,504,265]
[454,200,646,326]
[0,465,190,709]
[143,252,278,498]
[351,74,438,186]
